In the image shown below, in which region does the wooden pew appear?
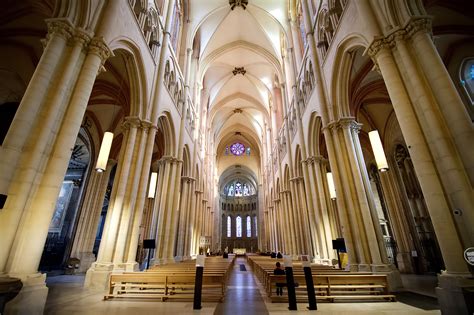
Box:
[105,256,234,302]
[267,274,396,302]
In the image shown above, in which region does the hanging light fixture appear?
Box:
[326,172,337,200]
[368,130,388,172]
[148,172,158,198]
[95,131,113,172]
[95,57,127,172]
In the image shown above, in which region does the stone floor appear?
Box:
[42,258,441,315]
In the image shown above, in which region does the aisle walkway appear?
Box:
[214,257,268,315]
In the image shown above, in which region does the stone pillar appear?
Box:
[152,156,179,263]
[126,121,157,266]
[409,19,474,186]
[71,159,116,272]
[324,118,392,273]
[86,117,152,288]
[306,156,335,262]
[368,44,472,314]
[391,23,474,247]
[176,177,192,259]
[378,169,414,273]
[183,178,196,257]
[0,23,90,273]
[4,36,111,314]
[0,18,74,197]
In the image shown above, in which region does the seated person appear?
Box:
[276,251,283,258]
[273,262,286,296]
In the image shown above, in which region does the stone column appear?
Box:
[4,36,111,314]
[324,118,392,273]
[0,18,74,196]
[378,169,414,273]
[0,23,90,273]
[391,24,474,247]
[176,177,191,259]
[153,156,179,263]
[307,156,335,262]
[71,159,116,272]
[183,178,196,257]
[409,19,474,186]
[126,121,157,266]
[86,117,147,288]
[368,44,472,313]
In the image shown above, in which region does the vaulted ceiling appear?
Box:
[190,0,290,187]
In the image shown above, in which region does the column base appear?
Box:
[84,261,140,290]
[396,252,415,273]
[84,262,113,290]
[4,273,48,315]
[76,252,97,273]
[371,264,403,291]
[436,271,474,315]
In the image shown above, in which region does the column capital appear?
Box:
[367,16,433,59]
[337,117,362,132]
[140,120,157,130]
[304,155,328,165]
[290,176,304,183]
[88,36,113,62]
[406,16,432,38]
[72,28,93,48]
[158,155,182,165]
[122,116,142,130]
[45,18,75,41]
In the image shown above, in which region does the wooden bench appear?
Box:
[105,272,227,302]
[267,274,396,302]
[105,256,234,302]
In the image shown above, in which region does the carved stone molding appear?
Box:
[290,176,304,182]
[122,116,142,130]
[158,155,183,165]
[45,18,74,41]
[337,117,362,132]
[89,37,113,62]
[73,28,92,49]
[367,17,433,59]
[305,155,328,165]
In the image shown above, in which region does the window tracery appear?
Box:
[236,216,242,237]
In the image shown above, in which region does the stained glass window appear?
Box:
[230,142,245,156]
[225,146,229,155]
[460,58,474,120]
[236,216,242,237]
[228,184,234,196]
[246,147,251,155]
[227,216,231,237]
[254,216,257,236]
[246,216,251,237]
[243,184,249,196]
[235,182,242,196]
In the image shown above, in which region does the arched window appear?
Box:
[297,1,307,55]
[235,182,242,196]
[246,216,251,237]
[460,58,474,119]
[227,216,232,237]
[170,1,183,53]
[236,216,242,237]
[246,147,251,155]
[228,184,234,196]
[243,184,249,196]
[254,216,258,237]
